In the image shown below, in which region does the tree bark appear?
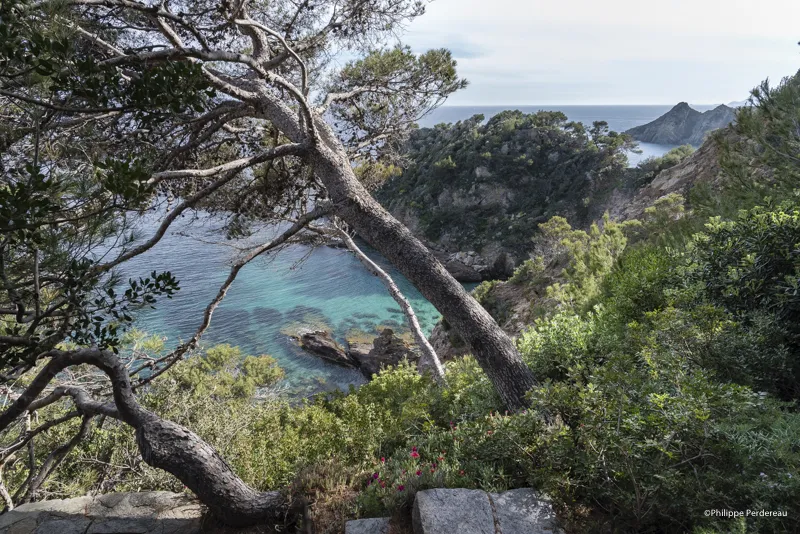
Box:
[309,123,537,410]
[0,349,290,527]
[335,223,446,384]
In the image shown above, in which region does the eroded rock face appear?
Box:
[349,329,418,379]
[295,331,357,367]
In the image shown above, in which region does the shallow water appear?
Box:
[126,105,682,393]
[122,214,450,394]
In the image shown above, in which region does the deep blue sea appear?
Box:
[130,105,693,393]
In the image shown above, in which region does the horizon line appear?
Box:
[438,103,734,107]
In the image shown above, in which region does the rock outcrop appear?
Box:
[625,103,735,146]
[293,328,419,378]
[347,328,419,379]
[0,492,269,534]
[609,133,725,222]
[294,330,357,367]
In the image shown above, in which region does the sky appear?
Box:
[403,0,800,105]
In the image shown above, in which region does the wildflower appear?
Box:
[459,470,465,476]
[398,485,405,491]
[367,479,372,486]
[416,470,422,476]
[411,450,420,459]
[430,468,436,473]
[380,457,386,463]
[487,430,493,435]
[373,472,380,479]
[380,481,386,488]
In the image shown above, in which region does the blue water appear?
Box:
[418,105,717,166]
[127,105,687,394]
[124,213,449,395]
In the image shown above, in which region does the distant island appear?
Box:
[625,102,736,145]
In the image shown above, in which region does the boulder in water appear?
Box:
[295,330,357,368]
[349,328,418,378]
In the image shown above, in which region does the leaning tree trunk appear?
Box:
[307,122,537,411]
[0,349,291,527]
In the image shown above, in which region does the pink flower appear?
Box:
[416,470,422,476]
[411,451,420,459]
[430,468,436,473]
[459,470,465,476]
[398,485,405,491]
[373,472,380,479]
[487,430,493,435]
[380,457,386,463]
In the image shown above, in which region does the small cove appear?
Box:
[126,105,686,394]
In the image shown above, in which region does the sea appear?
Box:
[417,104,719,166]
[129,105,702,394]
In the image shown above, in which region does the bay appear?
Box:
[130,104,691,393]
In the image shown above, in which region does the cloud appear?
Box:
[403,0,800,104]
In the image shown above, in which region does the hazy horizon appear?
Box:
[403,0,799,106]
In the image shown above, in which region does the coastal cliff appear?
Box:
[376,110,632,280]
[428,129,727,358]
[624,102,735,145]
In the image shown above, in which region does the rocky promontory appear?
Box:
[377,110,633,280]
[624,102,735,145]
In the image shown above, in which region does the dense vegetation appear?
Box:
[11,72,800,533]
[377,111,635,255]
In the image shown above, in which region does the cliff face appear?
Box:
[625,103,735,145]
[429,131,727,359]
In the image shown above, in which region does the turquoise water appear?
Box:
[125,105,682,393]
[122,214,448,394]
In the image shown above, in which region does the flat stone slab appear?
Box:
[0,492,271,534]
[345,517,391,534]
[413,488,561,534]
[413,488,495,534]
[489,489,560,533]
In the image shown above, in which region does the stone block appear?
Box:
[412,489,494,534]
[345,517,391,534]
[489,489,561,533]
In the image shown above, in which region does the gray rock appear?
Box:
[296,330,357,367]
[413,488,495,534]
[412,488,561,534]
[34,518,92,534]
[489,489,560,533]
[350,329,418,379]
[345,517,391,534]
[0,492,208,534]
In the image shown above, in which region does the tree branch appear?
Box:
[333,221,446,383]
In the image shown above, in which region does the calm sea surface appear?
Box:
[130,105,692,393]
[418,105,717,166]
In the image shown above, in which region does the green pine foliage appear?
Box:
[377,110,636,254]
